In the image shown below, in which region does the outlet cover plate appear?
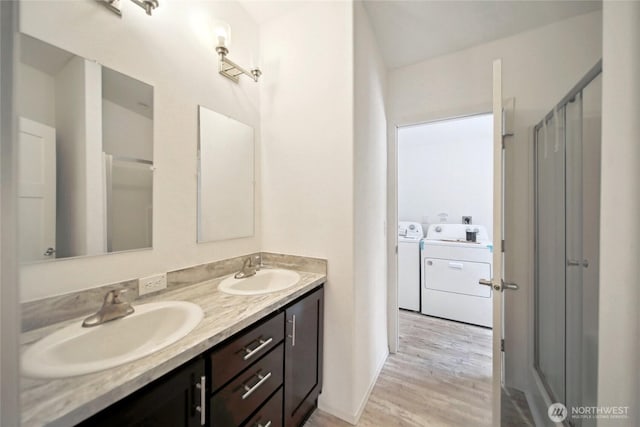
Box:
[138,273,167,296]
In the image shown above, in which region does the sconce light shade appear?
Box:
[213,21,231,48]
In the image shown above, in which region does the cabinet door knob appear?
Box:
[288,315,296,347]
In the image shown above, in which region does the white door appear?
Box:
[478,59,519,425]
[18,117,56,262]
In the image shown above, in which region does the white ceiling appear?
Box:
[102,67,154,119]
[362,0,602,69]
[238,0,305,24]
[20,33,74,75]
[239,0,601,70]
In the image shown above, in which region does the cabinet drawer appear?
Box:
[211,312,284,392]
[242,387,283,427]
[211,344,284,427]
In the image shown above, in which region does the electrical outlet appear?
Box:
[138,273,167,296]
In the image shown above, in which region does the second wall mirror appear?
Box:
[197,106,255,242]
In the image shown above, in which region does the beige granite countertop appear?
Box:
[20,269,325,427]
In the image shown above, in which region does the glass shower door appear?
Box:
[565,91,583,422]
[578,74,601,420]
[104,154,154,252]
[533,64,601,426]
[534,109,566,405]
[565,74,602,427]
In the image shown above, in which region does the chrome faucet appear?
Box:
[234,256,261,279]
[82,289,135,327]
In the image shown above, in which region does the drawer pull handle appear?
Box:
[242,337,274,361]
[195,375,206,426]
[256,421,272,427]
[241,371,272,400]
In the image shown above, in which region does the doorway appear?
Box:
[393,113,496,422]
[396,112,493,325]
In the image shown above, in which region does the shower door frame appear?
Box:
[531,60,602,421]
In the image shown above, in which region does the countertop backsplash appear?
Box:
[22,252,327,332]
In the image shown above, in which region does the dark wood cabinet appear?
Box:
[211,344,284,426]
[77,356,206,427]
[242,387,283,427]
[284,287,324,427]
[210,312,284,393]
[76,284,324,427]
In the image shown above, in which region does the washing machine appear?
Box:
[421,224,493,327]
[398,221,423,311]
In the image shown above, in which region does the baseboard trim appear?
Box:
[353,349,389,424]
[318,399,358,425]
[317,349,389,425]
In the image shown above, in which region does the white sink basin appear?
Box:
[22,301,203,379]
[219,269,300,295]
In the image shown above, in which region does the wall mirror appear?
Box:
[197,106,254,242]
[17,33,154,263]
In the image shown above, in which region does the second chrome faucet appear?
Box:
[234,255,261,279]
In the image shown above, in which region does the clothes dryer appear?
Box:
[421,224,493,327]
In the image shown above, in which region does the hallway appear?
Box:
[306,311,492,426]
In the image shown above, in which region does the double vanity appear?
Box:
[16,6,323,427]
[20,254,326,427]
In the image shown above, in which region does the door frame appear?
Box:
[0,1,21,425]
[386,104,493,353]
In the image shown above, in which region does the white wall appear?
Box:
[19,0,261,301]
[54,56,89,258]
[259,1,358,421]
[102,99,153,161]
[398,114,493,238]
[53,57,106,258]
[388,10,602,394]
[598,2,640,425]
[16,63,55,127]
[353,1,388,419]
[83,59,105,256]
[0,1,21,424]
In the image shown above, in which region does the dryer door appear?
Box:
[424,258,491,298]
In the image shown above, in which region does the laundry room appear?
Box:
[397,113,494,327]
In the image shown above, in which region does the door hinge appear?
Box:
[501,239,505,253]
[395,245,398,254]
[501,339,505,352]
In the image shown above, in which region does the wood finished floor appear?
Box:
[305,310,493,427]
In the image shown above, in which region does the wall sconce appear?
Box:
[101,0,159,16]
[131,0,159,15]
[214,22,261,83]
